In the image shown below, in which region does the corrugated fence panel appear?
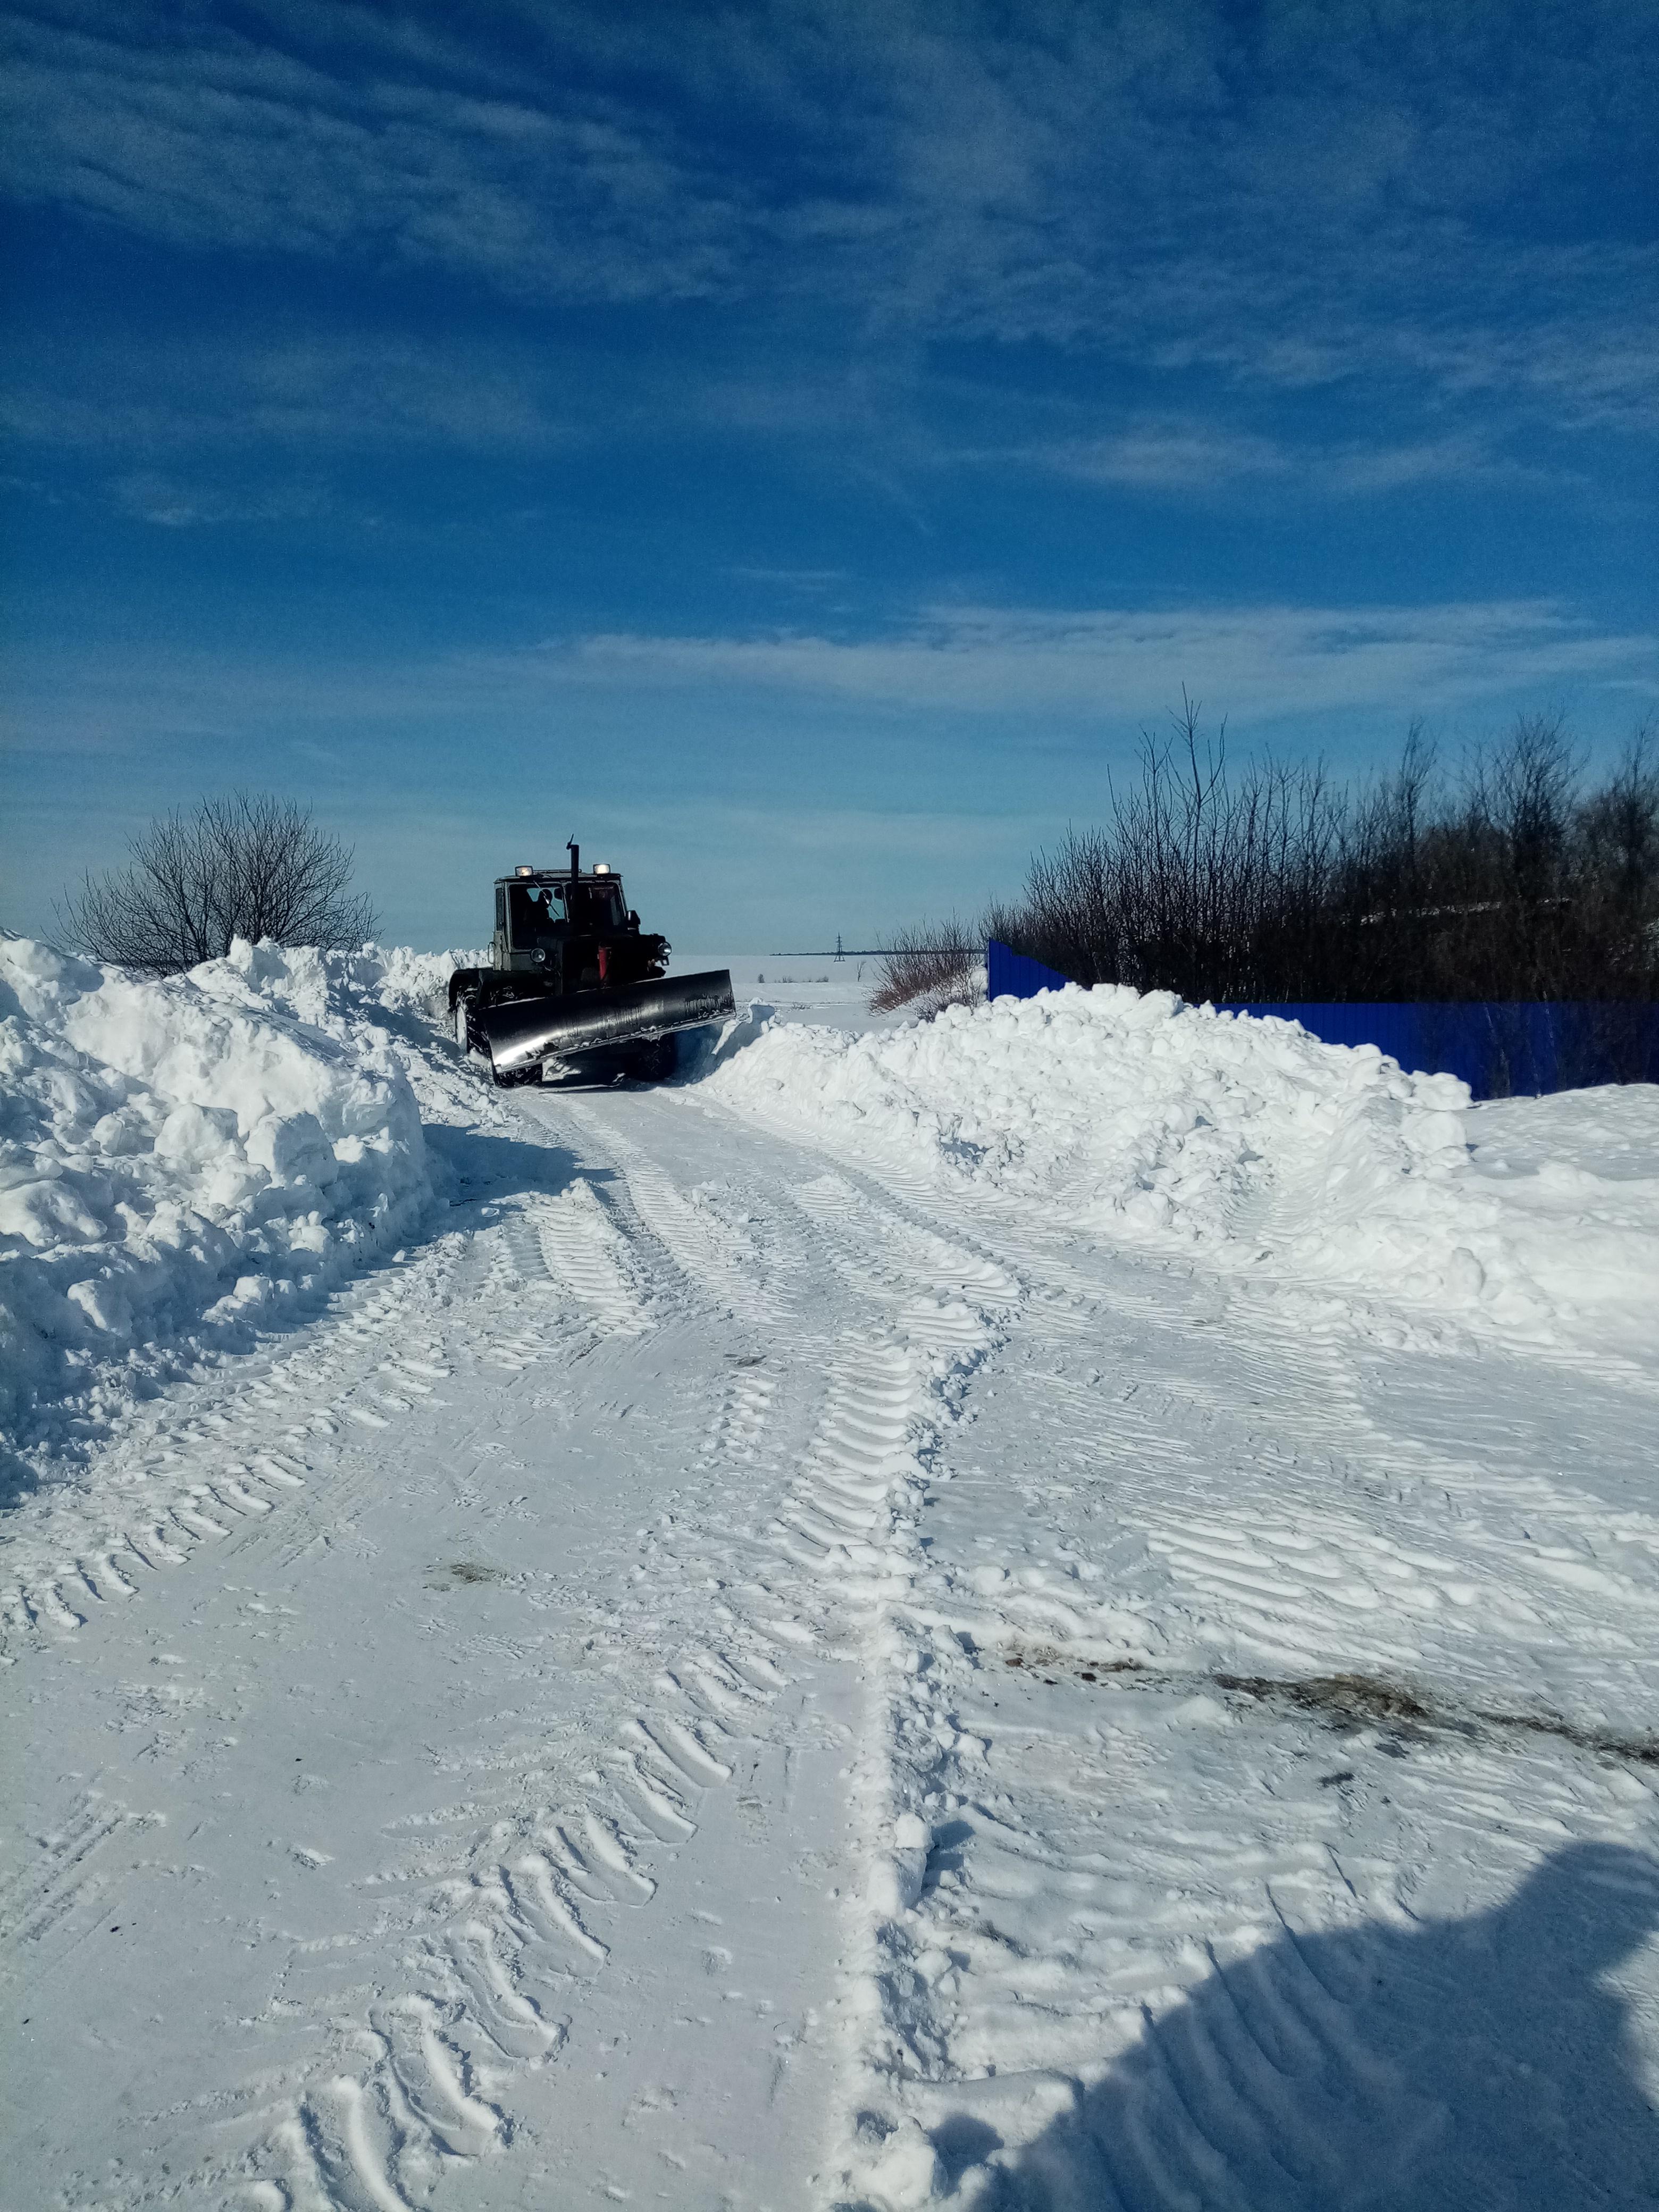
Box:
[985,944,1659,1099]
[1214,1002,1659,1099]
[987,940,1074,1000]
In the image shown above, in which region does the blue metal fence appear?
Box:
[985,942,1659,1099]
[986,941,1074,1001]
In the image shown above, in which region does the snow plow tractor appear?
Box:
[448,843,735,1086]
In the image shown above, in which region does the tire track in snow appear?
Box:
[0,1790,150,1955]
[558,1096,786,1328]
[1,1177,666,1663]
[763,1295,1015,2211]
[240,1111,1015,2212]
[220,1137,807,2208]
[759,1126,1659,1739]
[523,1182,650,1336]
[5,1164,711,2202]
[655,1175,1013,2207]
[242,1542,796,2204]
[0,1246,471,1662]
[760,1152,1659,2205]
[841,1613,1659,2208]
[12,1060,847,2205]
[590,1099,1070,2203]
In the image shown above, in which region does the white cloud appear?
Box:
[110,471,332,526]
[1,331,575,454]
[0,10,752,303]
[10,599,1649,759]
[542,600,1659,726]
[1025,422,1570,498]
[1040,426,1290,490]
[2,0,1653,428]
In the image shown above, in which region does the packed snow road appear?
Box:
[5,946,1659,2209]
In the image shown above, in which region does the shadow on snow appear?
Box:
[0,1121,589,1510]
[929,1840,1659,2210]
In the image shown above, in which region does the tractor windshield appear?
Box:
[508,883,565,948]
[567,881,627,932]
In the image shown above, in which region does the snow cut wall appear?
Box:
[0,937,435,1459]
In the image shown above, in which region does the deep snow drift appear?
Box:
[701,981,1659,1356]
[0,938,458,1465]
[7,934,1657,1481]
[6,940,1659,2211]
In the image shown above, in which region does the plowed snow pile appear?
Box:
[0,936,446,1461]
[7,942,1659,2212]
[699,984,1659,1353]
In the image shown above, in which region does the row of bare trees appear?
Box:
[981,700,1658,1007]
[60,792,377,971]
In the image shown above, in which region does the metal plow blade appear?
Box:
[481,969,736,1076]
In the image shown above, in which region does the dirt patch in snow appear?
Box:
[1001,1646,1659,1765]
[428,1560,505,1587]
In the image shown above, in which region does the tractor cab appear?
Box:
[494,864,634,974]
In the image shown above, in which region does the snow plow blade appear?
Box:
[481,969,736,1077]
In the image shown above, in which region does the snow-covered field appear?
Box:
[5,936,1659,2210]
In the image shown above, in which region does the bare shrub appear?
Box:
[869,919,982,1013]
[1338,714,1658,1012]
[987,701,1658,1034]
[60,792,378,973]
[989,692,1342,1002]
[962,700,1659,1092]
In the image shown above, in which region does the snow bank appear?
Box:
[696,982,1659,1351]
[186,935,469,1032]
[0,937,438,1454]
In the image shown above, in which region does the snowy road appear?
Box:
[7,1009,1659,2209]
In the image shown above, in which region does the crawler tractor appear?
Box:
[448,843,735,1086]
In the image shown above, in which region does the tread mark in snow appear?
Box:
[34,1580,88,1628]
[126,1522,190,1565]
[504,1851,610,1964]
[215,1476,273,1515]
[611,1749,699,1840]
[581,1809,657,1900]
[257,1453,308,1487]
[300,2074,414,2212]
[74,1553,136,1600]
[173,1501,230,1539]
[0,1791,133,1948]
[372,1995,506,2158]
[445,1914,565,2061]
[563,1100,780,1324]
[633,1713,734,1787]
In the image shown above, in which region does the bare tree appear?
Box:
[869,918,982,1013]
[60,792,378,973]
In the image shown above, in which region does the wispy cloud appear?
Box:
[1038,426,1291,491]
[1,331,575,456]
[0,7,752,302]
[1027,422,1569,499]
[11,598,1653,768]
[3,0,1653,428]
[110,471,332,526]
[545,600,1659,726]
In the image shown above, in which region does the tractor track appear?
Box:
[4,1069,1024,2209]
[10,1051,1659,2210]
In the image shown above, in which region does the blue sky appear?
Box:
[3,0,1656,951]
